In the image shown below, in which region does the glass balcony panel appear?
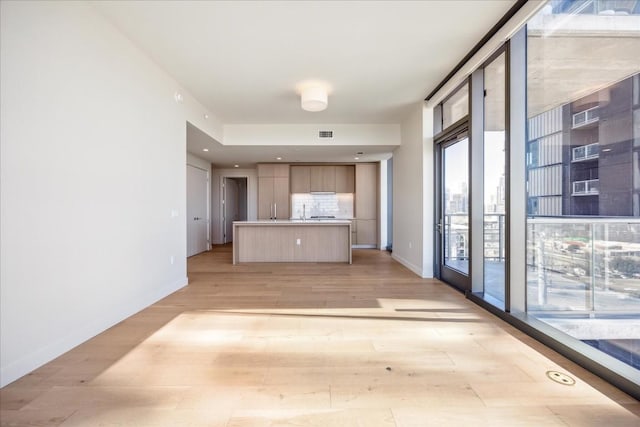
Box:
[527,222,592,312]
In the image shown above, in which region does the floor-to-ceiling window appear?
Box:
[484,51,507,306]
[526,0,640,372]
[430,0,640,397]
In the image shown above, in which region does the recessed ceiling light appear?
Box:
[204,114,209,119]
[602,148,612,152]
[354,157,360,160]
[203,148,209,152]
[174,91,183,103]
[276,157,282,160]
[234,164,239,168]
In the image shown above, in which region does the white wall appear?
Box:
[392,103,427,277]
[211,168,258,244]
[224,124,401,146]
[0,1,222,387]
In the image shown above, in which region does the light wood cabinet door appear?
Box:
[355,219,376,245]
[258,163,289,178]
[258,177,275,219]
[273,164,290,178]
[322,166,336,191]
[355,163,377,219]
[258,164,274,177]
[310,166,336,192]
[335,165,355,193]
[273,177,290,219]
[309,167,323,192]
[259,176,290,219]
[290,166,310,193]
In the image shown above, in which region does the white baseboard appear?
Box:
[0,277,188,388]
[392,253,426,278]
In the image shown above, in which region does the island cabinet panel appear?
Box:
[233,221,352,264]
[257,164,290,219]
[335,165,355,193]
[310,166,336,192]
[290,166,311,193]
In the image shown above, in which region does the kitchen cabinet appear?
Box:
[290,165,355,194]
[354,163,377,246]
[233,220,352,264]
[258,163,289,178]
[257,164,289,219]
[335,165,355,193]
[310,166,336,192]
[355,219,376,245]
[355,163,377,219]
[290,166,311,193]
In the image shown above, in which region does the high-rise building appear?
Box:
[527,72,640,217]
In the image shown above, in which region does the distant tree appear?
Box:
[609,257,640,276]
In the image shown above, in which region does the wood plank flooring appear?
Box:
[1,246,639,426]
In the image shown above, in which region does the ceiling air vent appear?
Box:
[318,130,333,139]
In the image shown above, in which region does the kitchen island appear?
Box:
[233,220,352,264]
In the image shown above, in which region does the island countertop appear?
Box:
[233,220,352,264]
[235,219,353,225]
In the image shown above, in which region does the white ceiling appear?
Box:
[187,123,395,168]
[92,0,517,166]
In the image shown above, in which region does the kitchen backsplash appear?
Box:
[291,193,354,219]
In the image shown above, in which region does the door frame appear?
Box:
[221,176,248,244]
[186,163,211,256]
[435,121,472,293]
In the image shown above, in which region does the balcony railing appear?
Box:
[572,179,599,195]
[572,106,599,128]
[443,213,506,262]
[572,142,599,162]
[527,217,640,315]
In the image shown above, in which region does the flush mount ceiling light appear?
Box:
[297,81,331,112]
[301,86,328,112]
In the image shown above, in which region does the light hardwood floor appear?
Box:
[1,246,639,426]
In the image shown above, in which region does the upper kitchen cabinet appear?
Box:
[310,166,336,192]
[335,165,355,193]
[257,164,289,219]
[258,163,289,178]
[290,164,355,194]
[290,166,311,193]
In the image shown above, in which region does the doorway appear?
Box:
[436,128,471,293]
[187,164,209,257]
[222,177,247,244]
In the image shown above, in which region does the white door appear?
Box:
[187,165,208,256]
